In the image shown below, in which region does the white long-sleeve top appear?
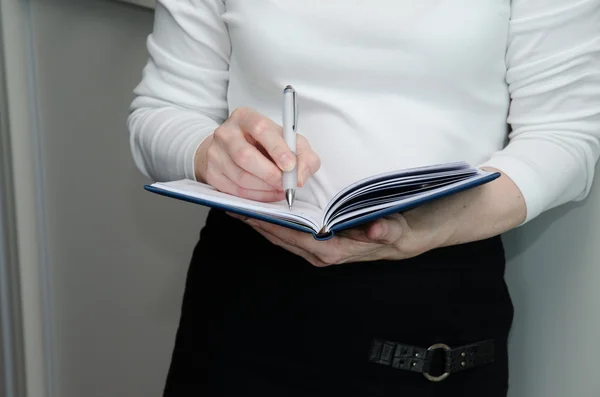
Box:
[128,0,600,224]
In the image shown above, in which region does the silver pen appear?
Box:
[282,85,297,210]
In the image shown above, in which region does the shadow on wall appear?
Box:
[502,192,599,397]
[503,198,590,260]
[503,195,594,331]
[127,170,210,256]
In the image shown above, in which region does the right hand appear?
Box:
[194,107,321,202]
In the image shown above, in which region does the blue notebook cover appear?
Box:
[144,170,500,241]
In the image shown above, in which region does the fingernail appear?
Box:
[279,153,295,171]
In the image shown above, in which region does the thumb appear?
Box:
[366,218,403,244]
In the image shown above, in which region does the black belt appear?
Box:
[368,338,495,382]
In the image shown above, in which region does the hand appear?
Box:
[194,107,321,202]
[227,168,528,267]
[227,211,440,267]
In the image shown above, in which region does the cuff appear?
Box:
[184,130,213,182]
[479,154,544,226]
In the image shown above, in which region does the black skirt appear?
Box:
[163,209,514,397]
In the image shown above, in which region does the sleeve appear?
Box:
[480,0,600,224]
[127,0,231,182]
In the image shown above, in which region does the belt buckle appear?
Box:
[423,343,451,382]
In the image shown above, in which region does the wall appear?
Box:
[15,0,600,396]
[115,0,155,9]
[26,0,208,396]
[504,197,600,396]
[1,0,50,395]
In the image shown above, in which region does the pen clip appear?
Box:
[292,88,298,132]
[284,85,298,131]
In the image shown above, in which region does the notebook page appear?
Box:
[324,169,476,221]
[325,172,492,231]
[351,169,475,196]
[329,178,467,220]
[322,162,471,219]
[152,180,323,230]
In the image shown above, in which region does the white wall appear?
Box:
[9,0,600,396]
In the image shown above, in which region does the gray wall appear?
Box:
[27,0,207,396]
[504,203,600,396]
[19,0,600,396]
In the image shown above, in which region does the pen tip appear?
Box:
[285,189,295,210]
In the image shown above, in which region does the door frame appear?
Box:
[0,8,26,395]
[0,1,52,397]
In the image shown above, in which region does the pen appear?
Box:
[283,85,297,210]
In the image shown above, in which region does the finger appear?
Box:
[234,108,296,172]
[337,224,372,242]
[221,152,281,191]
[226,212,249,221]
[342,244,400,263]
[251,219,391,264]
[206,171,285,202]
[364,217,404,244]
[340,216,404,244]
[296,134,321,187]
[218,134,283,189]
[250,219,381,265]
[250,224,328,267]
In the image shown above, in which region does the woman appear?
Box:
[127,1,600,396]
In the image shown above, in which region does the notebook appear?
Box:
[144,161,500,240]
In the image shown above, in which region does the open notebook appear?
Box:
[144,162,500,240]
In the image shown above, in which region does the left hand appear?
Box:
[227,211,440,267]
[226,168,527,266]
